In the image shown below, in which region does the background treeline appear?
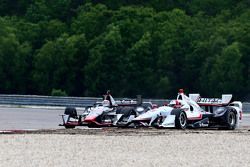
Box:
[0,0,249,99]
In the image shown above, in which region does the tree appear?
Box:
[25,0,71,22]
[71,3,112,40]
[0,18,32,94]
[156,9,193,95]
[84,25,125,96]
[126,32,157,97]
[208,43,244,97]
[188,0,236,16]
[0,0,32,16]
[0,1,249,98]
[25,0,50,22]
[33,33,88,95]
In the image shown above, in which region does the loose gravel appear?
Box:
[1,129,250,167]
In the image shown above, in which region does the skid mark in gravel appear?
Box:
[1,128,250,136]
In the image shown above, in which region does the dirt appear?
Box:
[1,127,250,135]
[1,128,250,167]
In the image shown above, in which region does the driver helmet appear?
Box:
[102,100,110,107]
[169,100,182,108]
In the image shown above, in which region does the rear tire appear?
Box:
[175,110,187,129]
[126,110,137,127]
[117,110,136,127]
[65,125,75,129]
[225,110,236,130]
[123,110,136,121]
[88,123,98,128]
[64,107,77,118]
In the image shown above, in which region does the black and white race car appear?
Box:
[133,89,243,130]
[59,91,154,128]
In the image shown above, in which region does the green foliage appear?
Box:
[71,3,112,40]
[51,88,67,96]
[0,18,32,94]
[0,0,31,16]
[208,43,244,96]
[85,25,125,96]
[33,33,88,95]
[188,0,235,16]
[25,0,72,22]
[0,1,249,99]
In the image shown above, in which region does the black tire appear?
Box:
[87,123,98,128]
[150,115,164,128]
[64,107,77,118]
[125,110,137,126]
[116,110,136,127]
[175,110,187,129]
[64,125,75,129]
[125,110,136,120]
[225,110,236,130]
[116,107,134,115]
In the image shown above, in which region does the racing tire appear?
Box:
[64,125,75,129]
[87,123,99,128]
[175,110,187,129]
[118,110,137,127]
[64,107,77,118]
[124,110,136,120]
[151,116,164,128]
[225,110,237,130]
[126,110,137,127]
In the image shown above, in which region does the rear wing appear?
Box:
[95,99,138,106]
[115,99,138,106]
[197,94,233,106]
[100,94,143,106]
[113,95,142,106]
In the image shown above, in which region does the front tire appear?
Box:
[175,111,187,129]
[151,116,164,128]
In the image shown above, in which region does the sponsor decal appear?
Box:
[198,98,222,104]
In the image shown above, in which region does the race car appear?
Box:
[59,91,154,128]
[132,89,242,130]
[195,96,243,129]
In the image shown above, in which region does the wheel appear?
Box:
[64,125,75,129]
[116,110,136,127]
[157,116,164,124]
[124,110,137,127]
[225,110,236,130]
[175,110,187,129]
[151,116,164,127]
[122,110,136,121]
[64,107,77,118]
[87,123,98,128]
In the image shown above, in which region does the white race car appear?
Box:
[132,89,242,130]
